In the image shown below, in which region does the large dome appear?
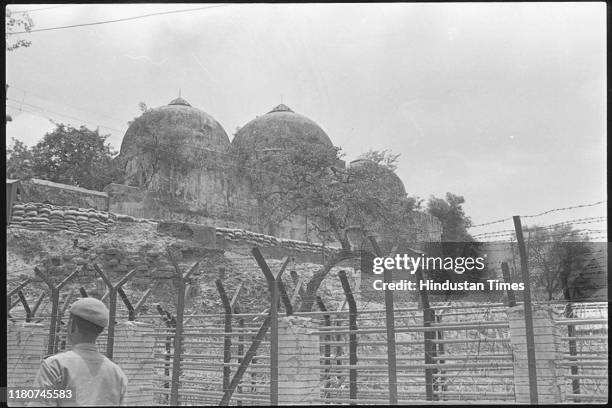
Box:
[349,158,406,197]
[232,104,333,152]
[119,96,230,161]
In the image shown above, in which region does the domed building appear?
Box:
[114,96,234,222]
[119,96,230,188]
[107,97,441,242]
[232,104,333,154]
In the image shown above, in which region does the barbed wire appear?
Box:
[470,200,607,229]
[472,217,608,238]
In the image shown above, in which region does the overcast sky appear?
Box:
[5,3,607,238]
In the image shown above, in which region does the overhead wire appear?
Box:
[7,85,128,124]
[8,5,73,14]
[6,99,124,133]
[6,4,232,35]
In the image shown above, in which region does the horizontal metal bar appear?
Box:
[565,394,609,400]
[312,322,509,335]
[560,336,608,341]
[555,318,608,325]
[311,398,503,404]
[308,362,514,370]
[430,338,509,344]
[557,361,608,367]
[565,374,608,380]
[431,354,513,361]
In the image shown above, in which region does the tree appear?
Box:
[6,8,34,51]
[6,124,125,191]
[232,140,418,311]
[426,193,473,242]
[523,224,592,301]
[6,138,35,179]
[423,193,493,299]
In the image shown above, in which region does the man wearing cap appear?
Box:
[28,297,128,406]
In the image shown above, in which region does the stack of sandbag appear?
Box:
[9,202,113,236]
[10,203,26,225]
[49,208,65,230]
[89,210,109,234]
[77,210,94,235]
[63,208,80,232]
[30,205,54,230]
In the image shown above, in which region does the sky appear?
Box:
[5,3,607,239]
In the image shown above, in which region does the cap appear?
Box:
[69,298,109,328]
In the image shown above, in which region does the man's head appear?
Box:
[67,298,109,345]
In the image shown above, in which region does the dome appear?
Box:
[349,158,406,197]
[232,104,333,152]
[119,96,230,163]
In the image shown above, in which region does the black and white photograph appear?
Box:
[5,3,608,406]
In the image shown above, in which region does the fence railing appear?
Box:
[6,229,609,405]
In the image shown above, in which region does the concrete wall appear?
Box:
[277,317,320,405]
[509,304,565,404]
[7,323,49,407]
[19,179,109,211]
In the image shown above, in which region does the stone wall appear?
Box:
[19,179,109,210]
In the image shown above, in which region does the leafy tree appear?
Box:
[6,8,34,51]
[6,124,125,191]
[426,193,473,241]
[232,140,418,311]
[523,225,592,301]
[6,138,35,179]
[423,193,493,299]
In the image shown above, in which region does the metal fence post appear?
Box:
[270,276,279,406]
[220,315,272,406]
[513,215,538,404]
[338,270,357,403]
[34,267,79,355]
[414,265,436,401]
[167,250,199,406]
[93,264,141,359]
[215,279,233,396]
[368,236,398,405]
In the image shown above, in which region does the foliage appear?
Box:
[426,193,473,242]
[523,224,593,301]
[6,124,125,191]
[6,138,35,179]
[423,193,490,299]
[231,139,419,310]
[6,8,34,51]
[138,102,150,112]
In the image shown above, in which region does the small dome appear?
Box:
[349,158,406,197]
[232,104,333,153]
[168,96,191,107]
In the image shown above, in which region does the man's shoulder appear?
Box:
[103,356,128,377]
[42,350,76,364]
